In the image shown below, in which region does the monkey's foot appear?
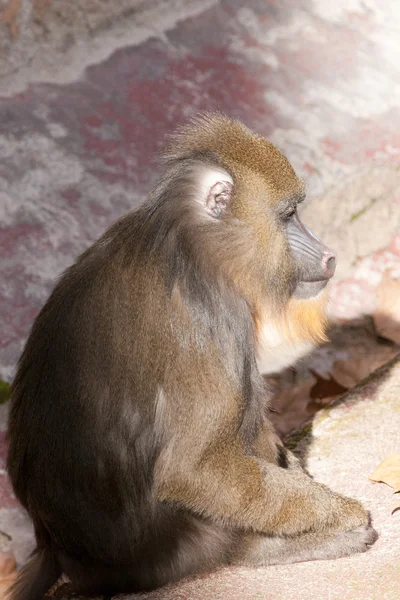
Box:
[236,525,378,567]
[308,525,378,562]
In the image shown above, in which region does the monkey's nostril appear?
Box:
[323,253,336,278]
[327,256,336,273]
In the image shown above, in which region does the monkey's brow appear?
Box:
[279,192,306,211]
[290,192,306,205]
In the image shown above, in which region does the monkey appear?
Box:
[6,113,377,600]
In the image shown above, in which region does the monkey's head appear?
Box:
[162,114,336,373]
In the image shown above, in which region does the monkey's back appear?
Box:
[7,210,186,567]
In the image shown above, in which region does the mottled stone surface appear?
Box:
[0,1,207,90]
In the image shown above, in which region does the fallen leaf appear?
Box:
[392,499,400,515]
[0,551,17,599]
[309,370,348,400]
[33,0,52,22]
[369,454,400,493]
[47,574,71,598]
[267,373,316,439]
[373,269,400,345]
[0,0,22,38]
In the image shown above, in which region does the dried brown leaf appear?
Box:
[369,454,400,493]
[373,270,400,345]
[33,0,52,22]
[309,370,348,400]
[0,551,17,599]
[0,0,22,38]
[392,499,400,515]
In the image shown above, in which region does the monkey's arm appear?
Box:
[155,437,368,537]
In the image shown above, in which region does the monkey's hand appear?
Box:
[322,491,371,533]
[280,448,373,535]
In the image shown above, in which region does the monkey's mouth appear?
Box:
[294,253,336,300]
[294,279,329,299]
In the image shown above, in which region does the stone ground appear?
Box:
[0,0,400,598]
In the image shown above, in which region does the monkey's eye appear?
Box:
[281,208,296,222]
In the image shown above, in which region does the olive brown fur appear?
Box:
[7,114,377,600]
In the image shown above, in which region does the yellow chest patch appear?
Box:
[255,290,329,375]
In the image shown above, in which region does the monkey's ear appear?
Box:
[204,180,233,218]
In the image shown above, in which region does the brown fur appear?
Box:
[7,114,376,600]
[164,113,304,202]
[261,292,329,345]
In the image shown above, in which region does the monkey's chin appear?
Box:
[294,279,329,299]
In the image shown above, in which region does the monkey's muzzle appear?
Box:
[287,213,336,299]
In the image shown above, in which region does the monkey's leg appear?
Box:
[233,526,378,567]
[156,438,371,538]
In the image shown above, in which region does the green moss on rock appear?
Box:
[286,423,313,450]
[0,380,10,404]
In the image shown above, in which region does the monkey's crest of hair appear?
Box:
[162,113,303,199]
